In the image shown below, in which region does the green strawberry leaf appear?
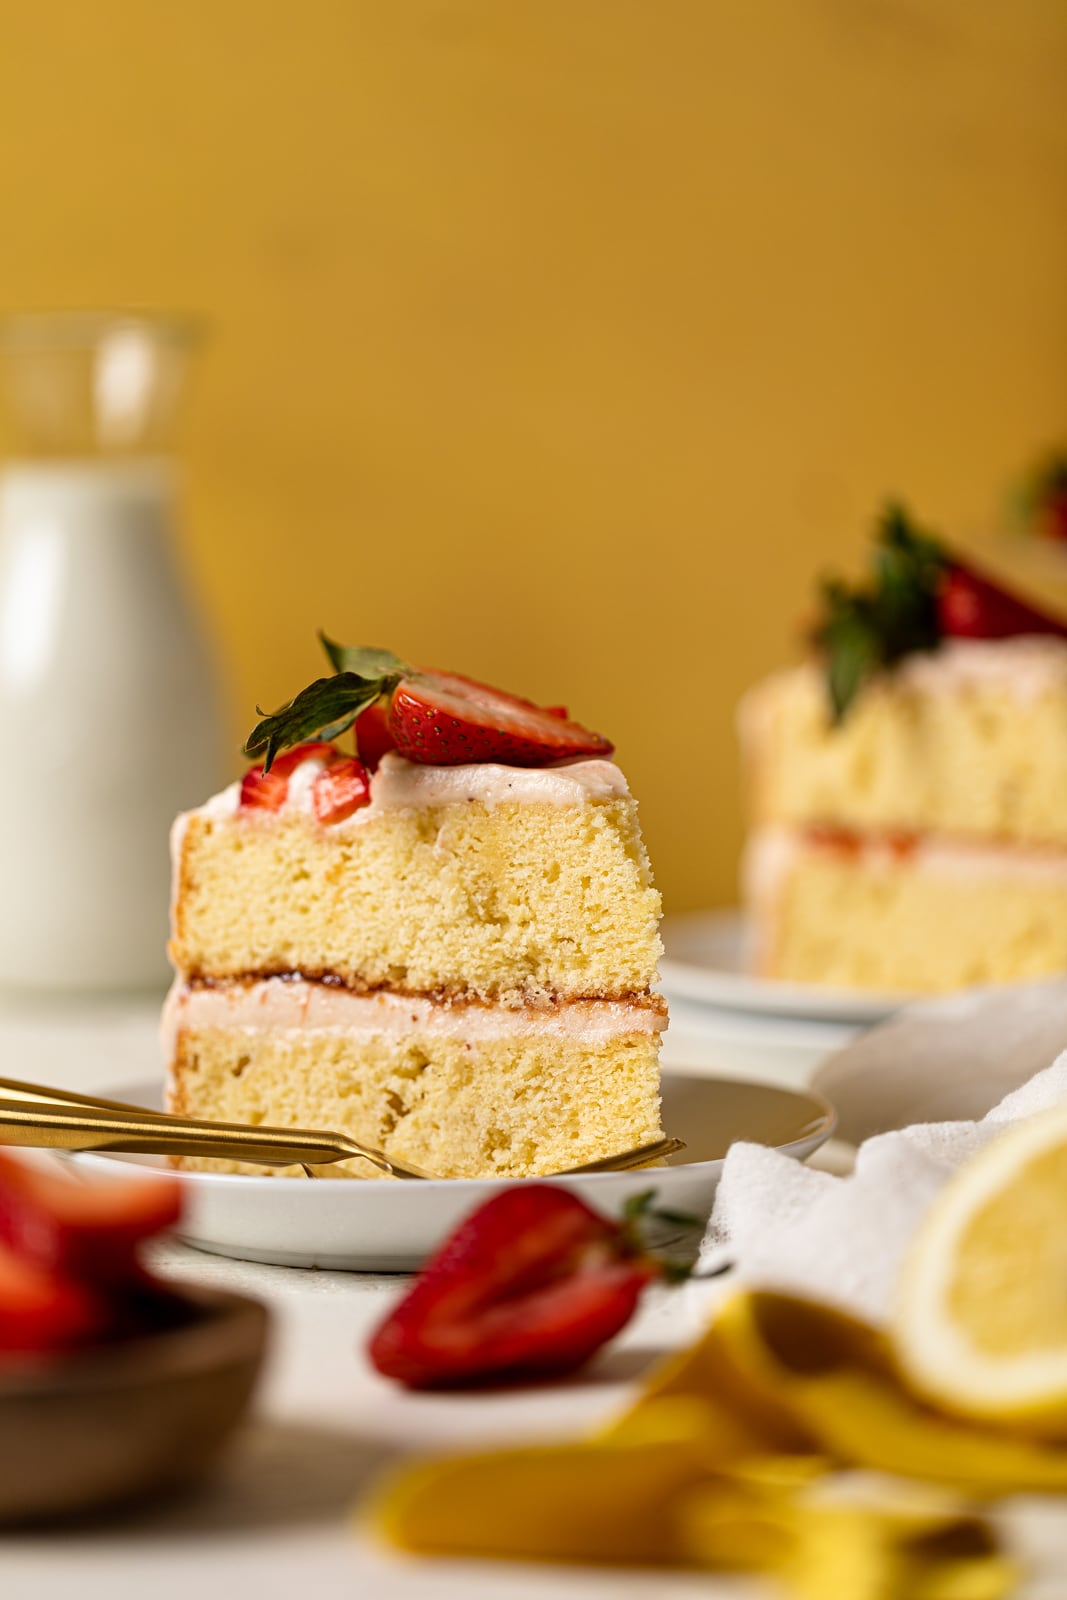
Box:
[318,633,408,680]
[243,672,393,772]
[811,502,948,721]
[620,1189,705,1281]
[1013,450,1067,538]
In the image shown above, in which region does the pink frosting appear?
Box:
[181,750,631,830]
[162,976,666,1059]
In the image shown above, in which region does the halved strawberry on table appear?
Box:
[242,637,614,775]
[368,1185,679,1390]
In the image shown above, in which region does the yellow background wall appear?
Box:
[1,2,1064,912]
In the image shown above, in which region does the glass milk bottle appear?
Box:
[0,313,228,991]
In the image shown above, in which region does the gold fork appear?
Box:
[0,1076,684,1180]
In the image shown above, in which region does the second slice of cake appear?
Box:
[739,507,1067,992]
[166,646,664,1178]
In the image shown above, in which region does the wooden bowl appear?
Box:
[0,1285,269,1524]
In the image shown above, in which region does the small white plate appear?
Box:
[74,1073,836,1272]
[660,909,916,1024]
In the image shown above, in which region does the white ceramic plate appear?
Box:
[661,996,860,1090]
[660,909,917,1024]
[812,975,1067,1145]
[74,1073,836,1272]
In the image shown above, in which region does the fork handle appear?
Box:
[0,1075,160,1116]
[0,1098,388,1174]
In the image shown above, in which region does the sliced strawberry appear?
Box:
[354,701,395,769]
[239,741,339,811]
[0,1150,182,1286]
[270,740,338,776]
[387,671,614,767]
[0,1244,107,1353]
[1042,491,1067,544]
[312,756,371,823]
[243,639,617,772]
[239,765,289,810]
[368,1185,658,1389]
[937,561,1067,641]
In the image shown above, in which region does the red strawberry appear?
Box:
[354,700,395,769]
[0,1245,107,1353]
[0,1150,181,1287]
[368,1185,659,1389]
[270,740,338,776]
[239,741,339,811]
[938,561,1067,641]
[387,672,614,767]
[243,642,617,773]
[239,764,289,811]
[312,755,371,823]
[1041,491,1067,544]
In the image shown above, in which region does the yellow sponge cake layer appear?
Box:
[165,979,665,1178]
[741,639,1067,847]
[172,753,661,1003]
[747,826,1067,992]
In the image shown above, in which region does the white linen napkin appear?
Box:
[698,1051,1067,1325]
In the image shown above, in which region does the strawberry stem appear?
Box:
[619,1189,706,1282]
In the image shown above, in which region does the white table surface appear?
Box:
[0,987,839,1600]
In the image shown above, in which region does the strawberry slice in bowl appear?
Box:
[0,1149,269,1523]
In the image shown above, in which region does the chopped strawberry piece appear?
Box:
[938,562,1067,641]
[0,1150,181,1286]
[239,765,289,810]
[368,1185,658,1389]
[239,741,339,811]
[269,740,338,776]
[312,756,371,823]
[354,701,395,769]
[387,671,614,767]
[0,1245,107,1353]
[544,705,570,720]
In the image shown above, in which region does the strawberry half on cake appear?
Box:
[740,505,1067,992]
[165,639,664,1177]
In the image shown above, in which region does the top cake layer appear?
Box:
[740,637,1067,847]
[170,751,662,1002]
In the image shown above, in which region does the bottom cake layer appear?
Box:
[745,826,1067,993]
[164,978,665,1178]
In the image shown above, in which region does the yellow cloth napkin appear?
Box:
[371,1288,1058,1597]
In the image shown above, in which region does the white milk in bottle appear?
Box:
[0,316,228,990]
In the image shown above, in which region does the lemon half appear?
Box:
[895,1105,1067,1436]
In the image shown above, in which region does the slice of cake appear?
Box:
[165,641,664,1177]
[740,506,1067,992]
